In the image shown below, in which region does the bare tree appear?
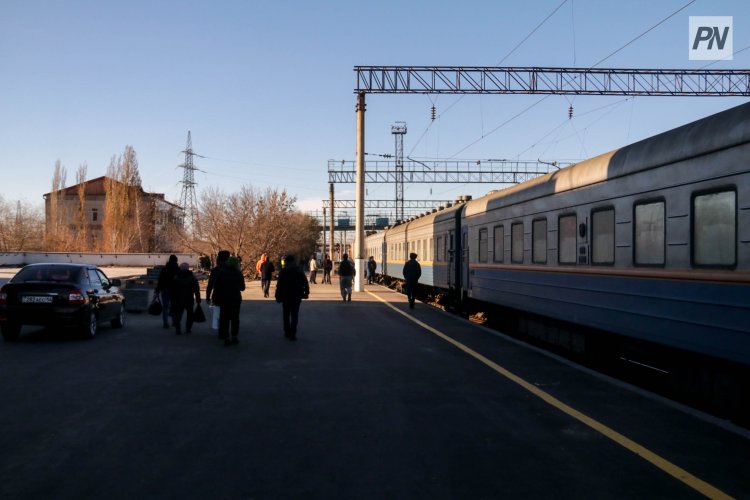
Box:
[0,196,44,251]
[101,146,149,252]
[194,184,319,274]
[74,162,88,250]
[45,160,76,251]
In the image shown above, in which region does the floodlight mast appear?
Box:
[391,122,407,223]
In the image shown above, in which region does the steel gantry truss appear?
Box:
[355,66,750,95]
[328,159,566,184]
[323,199,453,209]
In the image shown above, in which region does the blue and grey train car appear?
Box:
[462,102,750,367]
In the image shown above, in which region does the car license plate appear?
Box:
[21,295,53,304]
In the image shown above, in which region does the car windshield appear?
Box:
[14,265,83,283]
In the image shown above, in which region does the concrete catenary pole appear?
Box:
[354,91,366,292]
[322,207,327,261]
[329,183,335,264]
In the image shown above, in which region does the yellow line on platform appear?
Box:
[366,290,732,500]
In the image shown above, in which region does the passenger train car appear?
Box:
[366,102,750,420]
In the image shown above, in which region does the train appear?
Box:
[366,102,750,421]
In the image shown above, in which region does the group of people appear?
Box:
[306,255,333,285]
[154,250,423,344]
[156,251,245,345]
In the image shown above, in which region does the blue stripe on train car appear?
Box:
[469,266,750,365]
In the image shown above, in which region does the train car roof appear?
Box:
[378,202,465,237]
[464,101,750,217]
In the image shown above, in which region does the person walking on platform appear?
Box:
[155,254,179,329]
[308,255,318,284]
[403,252,422,309]
[275,255,309,341]
[259,254,275,298]
[322,255,333,284]
[366,256,377,285]
[207,251,246,345]
[171,262,201,335]
[338,253,355,302]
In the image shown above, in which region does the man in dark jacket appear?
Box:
[366,256,377,285]
[260,255,275,298]
[337,253,355,302]
[155,254,179,328]
[322,255,333,284]
[275,255,309,341]
[402,252,422,309]
[171,262,201,335]
[207,251,246,346]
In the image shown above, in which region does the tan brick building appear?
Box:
[43,176,184,252]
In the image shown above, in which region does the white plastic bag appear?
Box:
[210,305,220,330]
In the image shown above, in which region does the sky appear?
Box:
[1,0,748,220]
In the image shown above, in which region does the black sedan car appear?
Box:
[0,263,126,340]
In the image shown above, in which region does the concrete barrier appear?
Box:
[0,252,197,267]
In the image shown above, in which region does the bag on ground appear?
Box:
[194,303,206,323]
[148,295,162,316]
[210,305,220,330]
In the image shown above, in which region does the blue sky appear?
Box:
[1,0,748,217]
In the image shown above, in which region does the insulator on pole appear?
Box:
[431,105,436,121]
[568,105,573,119]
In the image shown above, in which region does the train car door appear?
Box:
[447,229,455,289]
[381,240,387,276]
[462,226,470,294]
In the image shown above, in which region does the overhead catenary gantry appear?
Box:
[350,65,750,292]
[355,66,750,95]
[328,159,566,184]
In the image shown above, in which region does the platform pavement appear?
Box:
[0,267,748,498]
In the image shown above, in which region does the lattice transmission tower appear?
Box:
[391,122,407,222]
[179,131,200,235]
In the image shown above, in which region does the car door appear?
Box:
[95,269,119,320]
[85,269,107,320]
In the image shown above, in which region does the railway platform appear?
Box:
[0,269,748,498]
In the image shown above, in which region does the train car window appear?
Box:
[532,218,547,264]
[592,208,615,265]
[558,214,577,265]
[692,190,736,267]
[634,200,665,266]
[478,228,488,262]
[436,237,442,261]
[429,238,433,262]
[493,225,504,263]
[511,222,524,263]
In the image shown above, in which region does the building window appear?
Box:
[493,225,504,263]
[693,190,736,267]
[511,222,524,263]
[558,214,577,265]
[91,208,98,222]
[532,218,547,264]
[634,200,665,266]
[592,208,615,265]
[478,228,488,263]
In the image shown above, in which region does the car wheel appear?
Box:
[111,305,125,328]
[1,322,21,341]
[82,311,97,339]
